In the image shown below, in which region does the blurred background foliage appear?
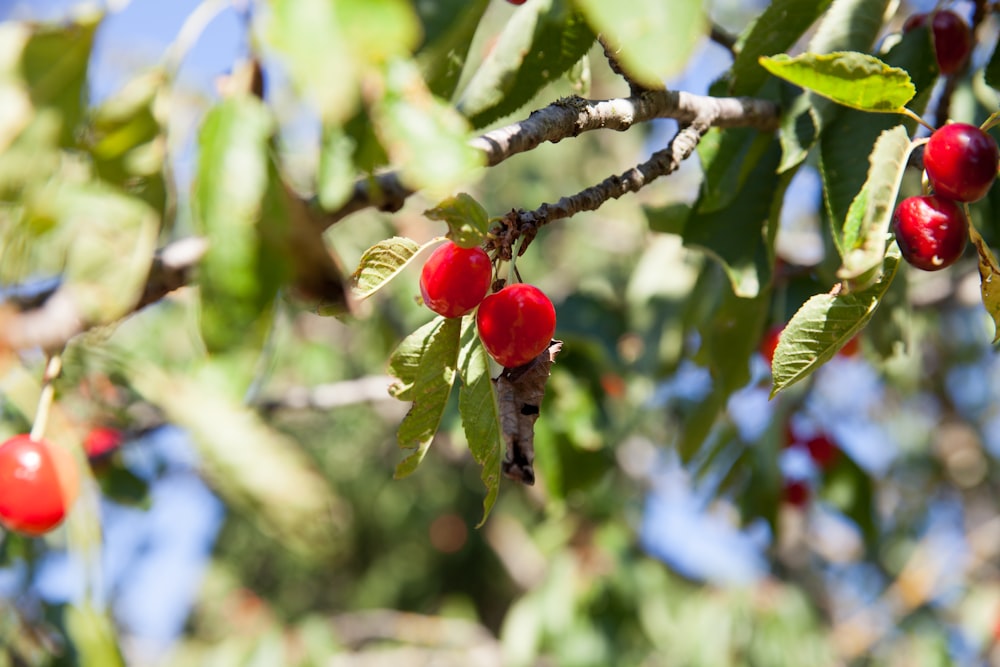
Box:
[1,0,1000,666]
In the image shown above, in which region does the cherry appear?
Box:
[924,123,999,203]
[782,479,810,508]
[476,283,556,368]
[760,324,783,365]
[892,195,967,271]
[903,10,972,76]
[83,426,124,459]
[507,0,528,4]
[0,435,79,536]
[419,241,492,319]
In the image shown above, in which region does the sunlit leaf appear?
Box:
[193,97,278,352]
[458,318,502,525]
[837,125,912,281]
[730,0,834,95]
[351,236,425,299]
[388,317,446,401]
[374,60,482,194]
[576,0,704,89]
[317,123,354,211]
[64,604,125,667]
[457,0,595,128]
[969,225,1000,344]
[771,252,900,397]
[759,52,915,113]
[395,317,461,477]
[424,193,490,248]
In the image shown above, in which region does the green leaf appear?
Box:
[771,252,900,397]
[126,360,345,554]
[424,193,490,248]
[729,0,834,95]
[87,70,167,216]
[416,0,491,99]
[837,125,912,281]
[684,138,782,298]
[759,52,915,113]
[806,0,888,55]
[373,60,483,194]
[56,184,159,323]
[20,14,99,147]
[265,0,358,122]
[644,203,691,235]
[773,0,891,172]
[458,318,502,525]
[335,0,420,64]
[64,604,125,667]
[986,35,1000,91]
[576,0,704,90]
[969,225,1000,344]
[193,97,279,352]
[388,317,446,401]
[819,31,937,255]
[350,236,425,299]
[317,123,355,211]
[395,317,462,478]
[696,127,776,214]
[457,0,596,128]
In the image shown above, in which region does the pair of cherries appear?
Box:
[419,241,556,368]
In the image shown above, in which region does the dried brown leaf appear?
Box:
[494,340,562,485]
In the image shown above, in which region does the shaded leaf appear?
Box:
[684,137,782,298]
[759,52,914,113]
[969,225,1000,344]
[576,0,704,89]
[729,0,834,95]
[696,127,776,214]
[986,36,1000,91]
[771,252,900,396]
[388,317,447,401]
[395,317,462,477]
[416,0,491,99]
[458,318,503,525]
[644,203,691,235]
[351,236,424,299]
[317,123,354,211]
[425,193,490,248]
[837,125,911,281]
[374,60,482,194]
[20,15,98,146]
[457,0,595,128]
[495,342,562,485]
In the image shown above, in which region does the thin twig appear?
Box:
[322,89,780,226]
[486,120,712,259]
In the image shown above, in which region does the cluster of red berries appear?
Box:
[892,122,998,271]
[0,426,124,537]
[892,10,998,271]
[419,241,556,368]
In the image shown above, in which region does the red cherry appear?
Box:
[892,195,967,271]
[839,335,860,358]
[903,10,972,76]
[476,283,556,368]
[804,433,839,469]
[930,10,972,75]
[782,479,810,508]
[924,123,999,203]
[419,241,492,319]
[83,426,124,459]
[760,324,783,365]
[507,0,528,4]
[0,435,79,536]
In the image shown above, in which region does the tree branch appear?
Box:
[487,117,715,259]
[4,90,779,352]
[322,89,780,225]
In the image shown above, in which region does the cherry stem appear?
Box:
[901,107,935,133]
[980,111,1000,133]
[29,354,62,442]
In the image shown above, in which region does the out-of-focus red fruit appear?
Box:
[782,479,810,508]
[84,427,124,459]
[760,324,784,366]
